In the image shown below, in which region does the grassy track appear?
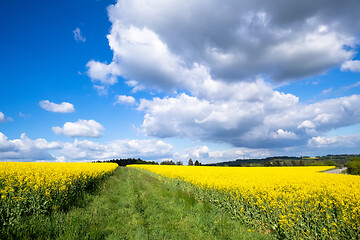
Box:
[3,167,274,240]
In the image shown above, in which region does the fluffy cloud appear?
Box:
[137,78,301,147]
[39,100,75,113]
[85,0,360,151]
[86,60,120,86]
[1,131,359,163]
[138,86,360,148]
[57,139,173,161]
[341,60,360,72]
[298,120,316,129]
[308,134,360,150]
[73,27,86,42]
[87,0,357,92]
[52,119,105,138]
[114,95,136,105]
[0,132,61,161]
[0,132,15,151]
[88,25,206,92]
[0,132,173,162]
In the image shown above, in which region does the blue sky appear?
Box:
[1,0,360,163]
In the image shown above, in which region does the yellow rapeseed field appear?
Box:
[0,162,117,200]
[0,162,117,226]
[129,165,360,239]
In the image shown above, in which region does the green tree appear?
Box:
[194,160,200,166]
[323,160,337,167]
[347,157,360,175]
[188,158,193,166]
[176,161,183,165]
[160,160,175,165]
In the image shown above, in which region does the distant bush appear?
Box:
[160,160,175,165]
[322,160,338,167]
[347,158,360,175]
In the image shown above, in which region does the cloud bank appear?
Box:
[138,90,360,148]
[88,0,358,89]
[1,131,360,163]
[0,132,60,161]
[0,132,173,162]
[86,0,360,151]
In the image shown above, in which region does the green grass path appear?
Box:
[23,167,274,240]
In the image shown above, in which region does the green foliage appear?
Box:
[347,157,360,175]
[0,173,111,239]
[160,160,175,165]
[322,160,337,166]
[188,158,193,166]
[206,154,359,167]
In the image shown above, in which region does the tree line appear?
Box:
[206,154,360,168]
[93,158,158,166]
[159,158,201,166]
[94,158,203,166]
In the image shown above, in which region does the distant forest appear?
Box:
[206,154,360,167]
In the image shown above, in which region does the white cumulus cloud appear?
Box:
[308,134,360,149]
[52,119,105,138]
[138,88,360,148]
[298,120,316,129]
[0,132,174,161]
[55,139,173,161]
[87,0,358,92]
[0,132,61,161]
[85,0,360,151]
[114,95,136,105]
[341,60,360,72]
[86,60,120,85]
[39,100,75,113]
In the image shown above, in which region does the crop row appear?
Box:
[129,165,360,239]
[0,162,118,230]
